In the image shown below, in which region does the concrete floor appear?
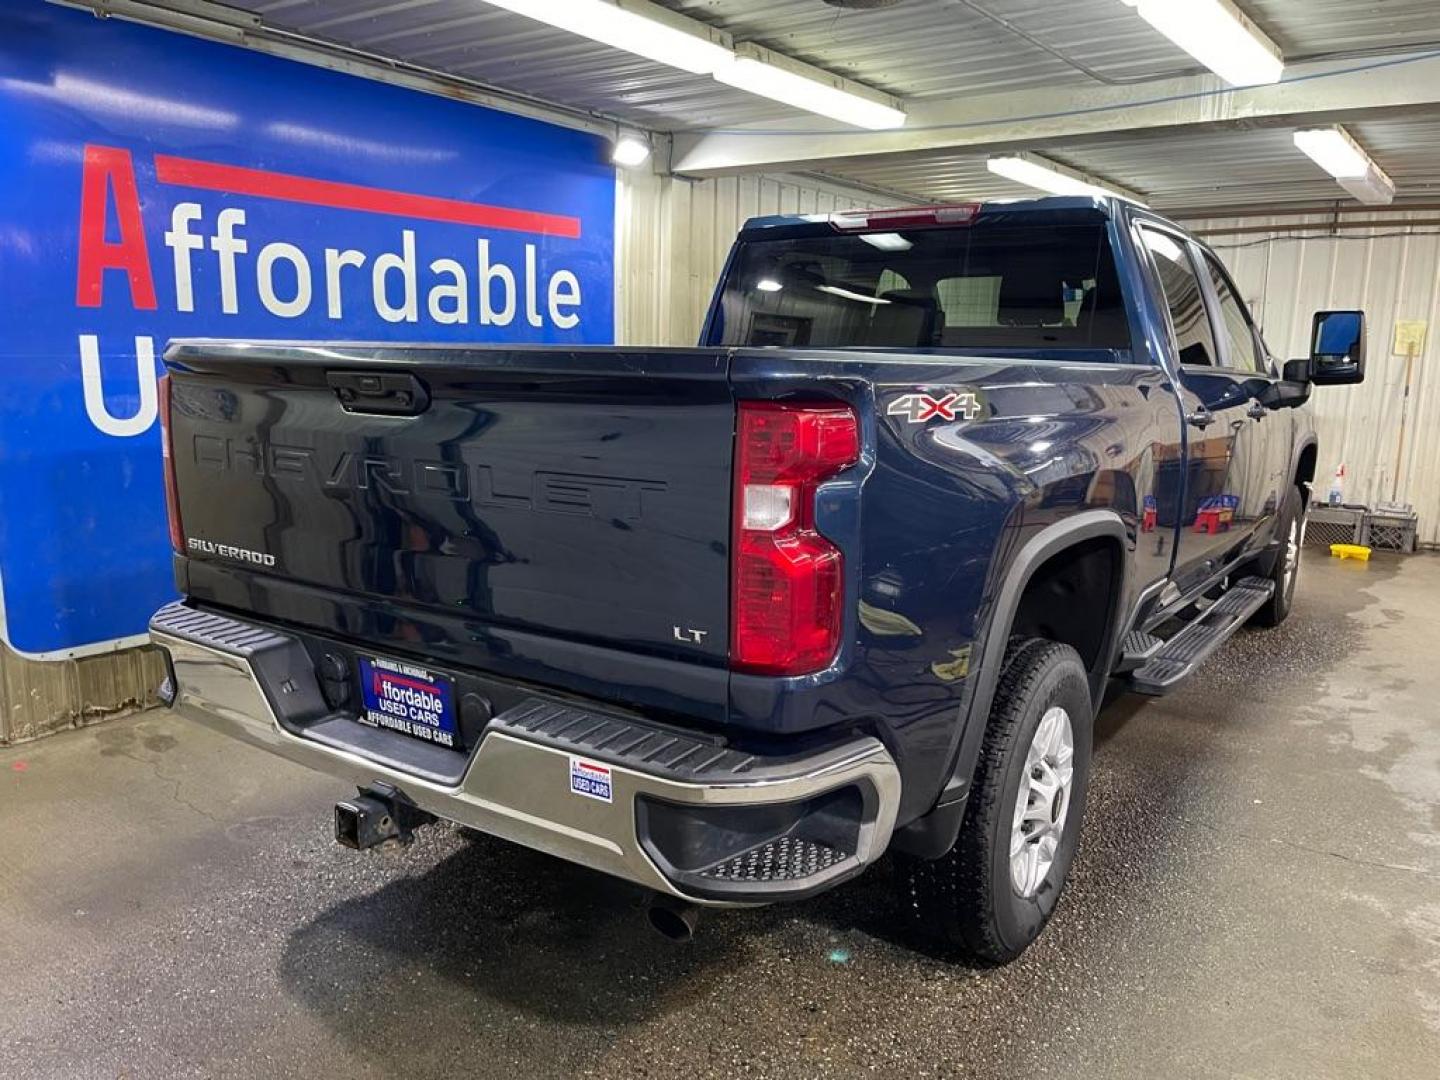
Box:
[2,553,1438,1080]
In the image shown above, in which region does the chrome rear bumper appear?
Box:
[149,602,900,905]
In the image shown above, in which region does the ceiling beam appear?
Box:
[673,48,1440,178]
[1170,198,1440,221]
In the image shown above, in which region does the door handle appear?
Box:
[1246,401,1267,420]
[327,371,430,416]
[1186,407,1215,430]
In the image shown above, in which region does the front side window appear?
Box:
[1204,255,1265,374]
[1141,227,1217,367]
[712,221,1131,353]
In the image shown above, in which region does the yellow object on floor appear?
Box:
[1330,543,1371,561]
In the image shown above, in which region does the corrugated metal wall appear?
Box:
[617,166,884,346]
[1195,211,1440,544]
[0,644,165,744]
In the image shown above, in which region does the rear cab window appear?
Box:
[1139,226,1218,368]
[710,215,1132,355]
[1202,253,1268,375]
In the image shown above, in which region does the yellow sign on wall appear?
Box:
[1393,320,1427,355]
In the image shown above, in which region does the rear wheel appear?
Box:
[1252,485,1304,628]
[899,638,1093,964]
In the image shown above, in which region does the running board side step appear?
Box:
[1115,631,1164,675]
[1127,577,1274,696]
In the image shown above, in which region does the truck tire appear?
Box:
[1252,484,1304,628]
[899,638,1092,964]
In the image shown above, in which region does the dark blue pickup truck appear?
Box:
[149,196,1365,962]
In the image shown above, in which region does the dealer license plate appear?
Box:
[356,656,458,750]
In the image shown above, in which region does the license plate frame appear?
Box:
[356,655,459,751]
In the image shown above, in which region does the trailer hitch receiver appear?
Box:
[335,781,435,851]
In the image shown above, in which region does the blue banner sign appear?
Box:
[0,5,617,656]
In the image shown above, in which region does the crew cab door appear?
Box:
[1196,249,1289,554]
[1137,225,1270,596]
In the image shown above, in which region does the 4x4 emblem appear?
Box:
[888,392,982,424]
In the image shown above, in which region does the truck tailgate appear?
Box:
[164,342,734,706]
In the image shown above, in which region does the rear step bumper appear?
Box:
[149,601,900,906]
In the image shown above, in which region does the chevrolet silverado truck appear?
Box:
[149,196,1366,963]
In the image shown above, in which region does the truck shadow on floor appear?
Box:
[279,832,724,1026]
[277,823,949,1066]
[273,758,1196,1076]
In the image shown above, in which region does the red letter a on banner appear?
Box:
[75,144,157,309]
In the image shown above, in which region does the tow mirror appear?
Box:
[1307,310,1366,385]
[1282,358,1312,383]
[1259,360,1313,409]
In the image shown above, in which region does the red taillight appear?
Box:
[157,373,184,555]
[731,402,859,676]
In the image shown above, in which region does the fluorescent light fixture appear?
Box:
[714,43,906,130]
[1293,126,1394,204]
[480,1,907,130]
[859,232,913,252]
[817,284,891,306]
[1293,126,1371,179]
[756,278,783,292]
[479,0,732,74]
[611,133,652,167]
[1336,166,1393,205]
[1123,0,1283,87]
[986,152,1147,205]
[1338,169,1395,206]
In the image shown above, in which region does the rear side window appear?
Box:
[713,221,1131,352]
[1203,255,1265,374]
[1141,227,1217,367]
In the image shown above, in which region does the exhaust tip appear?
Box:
[647,895,699,943]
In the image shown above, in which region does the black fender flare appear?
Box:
[1290,433,1319,494]
[891,510,1131,858]
[1250,432,1318,576]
